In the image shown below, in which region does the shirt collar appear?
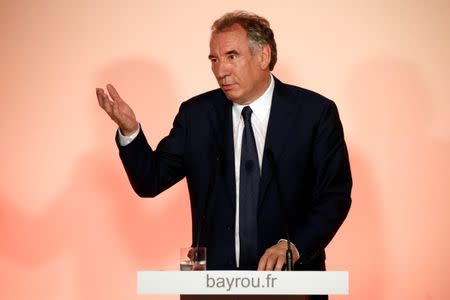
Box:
[233,74,274,123]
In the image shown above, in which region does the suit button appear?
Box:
[226,225,232,230]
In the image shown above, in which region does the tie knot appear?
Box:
[241,106,252,123]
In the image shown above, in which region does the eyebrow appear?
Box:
[208,50,239,60]
[225,50,239,56]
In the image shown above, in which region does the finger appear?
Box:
[106,83,123,103]
[257,252,269,270]
[264,254,277,271]
[99,89,114,116]
[112,101,122,120]
[274,254,286,271]
[96,88,104,106]
[96,88,110,110]
[96,88,106,105]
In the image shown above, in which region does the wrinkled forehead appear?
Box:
[209,24,250,52]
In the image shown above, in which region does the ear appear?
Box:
[259,44,271,70]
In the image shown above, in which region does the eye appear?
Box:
[228,54,237,60]
[209,57,217,63]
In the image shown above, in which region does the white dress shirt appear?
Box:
[231,75,274,266]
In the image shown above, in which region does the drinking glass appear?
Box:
[180,247,206,271]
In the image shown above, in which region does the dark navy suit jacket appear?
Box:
[117,77,352,270]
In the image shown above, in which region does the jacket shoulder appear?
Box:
[276,80,335,107]
[180,88,226,110]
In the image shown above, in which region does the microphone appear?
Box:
[195,146,222,259]
[265,148,293,271]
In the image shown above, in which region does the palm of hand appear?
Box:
[96,84,139,135]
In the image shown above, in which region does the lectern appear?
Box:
[137,271,348,299]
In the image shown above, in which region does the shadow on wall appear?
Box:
[0,59,190,300]
[94,58,191,258]
[331,57,450,299]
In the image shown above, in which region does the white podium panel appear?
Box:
[137,271,348,295]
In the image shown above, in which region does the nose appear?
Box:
[212,60,230,81]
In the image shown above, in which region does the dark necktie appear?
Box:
[239,106,260,268]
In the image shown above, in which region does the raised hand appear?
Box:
[96,84,139,136]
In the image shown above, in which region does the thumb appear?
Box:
[106,84,123,103]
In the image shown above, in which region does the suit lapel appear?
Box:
[207,78,299,212]
[208,93,236,211]
[259,78,299,209]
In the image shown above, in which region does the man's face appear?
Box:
[209,24,270,105]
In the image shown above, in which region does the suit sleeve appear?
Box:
[115,102,188,197]
[293,100,352,263]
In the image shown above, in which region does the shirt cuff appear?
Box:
[117,124,140,146]
[278,239,300,259]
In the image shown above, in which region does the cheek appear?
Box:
[233,65,248,82]
[240,61,255,76]
[237,68,254,86]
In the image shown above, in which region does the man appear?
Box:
[97,11,351,275]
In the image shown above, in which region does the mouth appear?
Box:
[221,83,236,91]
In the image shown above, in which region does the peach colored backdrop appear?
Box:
[1,1,449,299]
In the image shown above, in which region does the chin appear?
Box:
[223,92,241,103]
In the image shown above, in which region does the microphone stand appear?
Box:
[194,147,221,265]
[266,149,293,271]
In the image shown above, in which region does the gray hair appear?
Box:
[211,11,277,70]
